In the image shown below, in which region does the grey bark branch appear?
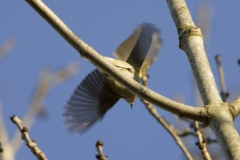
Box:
[166,0,240,159]
[141,75,194,160]
[166,0,221,104]
[25,0,208,123]
[230,96,240,118]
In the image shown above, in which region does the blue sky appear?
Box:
[1,0,240,159]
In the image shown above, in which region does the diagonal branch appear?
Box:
[25,0,208,123]
[10,62,78,153]
[141,75,194,160]
[10,115,48,160]
[194,121,212,160]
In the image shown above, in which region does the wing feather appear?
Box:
[113,23,162,77]
[63,69,120,134]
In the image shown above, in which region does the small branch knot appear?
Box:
[96,140,103,147]
[179,27,202,50]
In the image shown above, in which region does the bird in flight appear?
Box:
[63,23,162,134]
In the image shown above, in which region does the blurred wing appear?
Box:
[63,69,120,134]
[113,25,141,61]
[113,23,162,78]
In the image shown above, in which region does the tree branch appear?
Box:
[95,140,108,160]
[10,115,48,160]
[25,0,208,123]
[166,0,240,159]
[230,96,240,118]
[166,0,221,104]
[194,121,212,160]
[10,62,78,153]
[141,75,194,160]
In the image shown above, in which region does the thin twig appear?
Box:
[10,62,79,153]
[141,75,194,160]
[95,140,108,160]
[194,121,212,160]
[10,115,48,160]
[215,55,228,102]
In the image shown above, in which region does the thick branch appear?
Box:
[166,0,240,159]
[166,0,221,104]
[208,104,240,160]
[25,0,208,123]
[230,96,240,118]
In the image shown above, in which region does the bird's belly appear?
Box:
[105,76,137,104]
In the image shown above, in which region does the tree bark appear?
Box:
[166,0,240,159]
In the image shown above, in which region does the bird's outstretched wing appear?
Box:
[113,23,162,78]
[63,69,120,134]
